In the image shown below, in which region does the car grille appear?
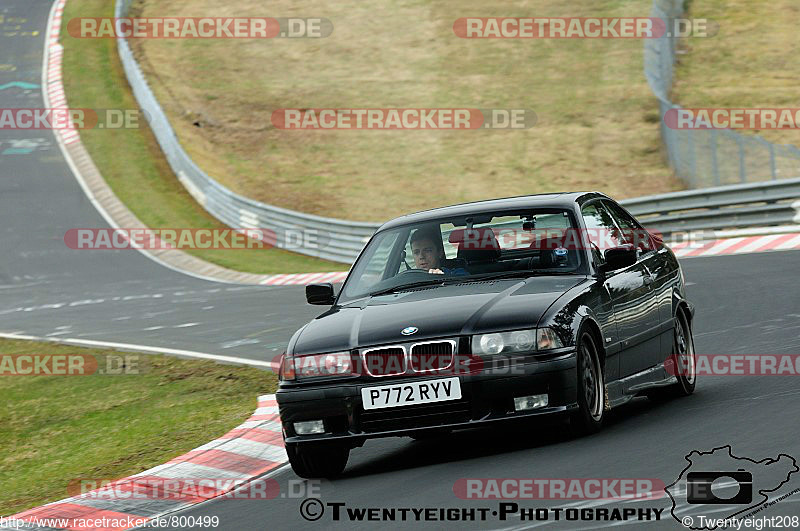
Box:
[359,400,471,433]
[361,347,406,377]
[410,340,455,373]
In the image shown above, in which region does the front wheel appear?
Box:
[568,331,605,436]
[286,442,349,479]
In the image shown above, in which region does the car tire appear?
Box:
[568,331,605,436]
[286,442,349,479]
[650,309,696,400]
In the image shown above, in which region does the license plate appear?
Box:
[361,377,462,410]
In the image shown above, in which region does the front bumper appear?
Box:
[277,350,578,445]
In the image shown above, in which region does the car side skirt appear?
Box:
[606,359,679,408]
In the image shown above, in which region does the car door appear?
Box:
[581,200,660,377]
[603,199,675,368]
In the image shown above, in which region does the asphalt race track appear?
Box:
[2,1,800,530]
[0,0,319,366]
[151,251,800,530]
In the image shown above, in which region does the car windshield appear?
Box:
[340,208,586,302]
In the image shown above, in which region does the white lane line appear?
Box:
[0,332,278,369]
[221,338,261,349]
[69,299,105,307]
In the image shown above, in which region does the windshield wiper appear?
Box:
[368,279,447,297]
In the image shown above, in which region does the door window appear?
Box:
[580,202,626,261]
[603,201,655,253]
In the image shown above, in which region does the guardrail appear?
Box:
[114,0,800,264]
[623,178,800,236]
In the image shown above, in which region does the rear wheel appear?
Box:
[568,331,605,436]
[651,309,696,400]
[286,442,349,479]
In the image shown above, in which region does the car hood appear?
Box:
[292,276,588,355]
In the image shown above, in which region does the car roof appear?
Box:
[377,191,608,230]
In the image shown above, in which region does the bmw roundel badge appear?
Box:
[401,326,419,336]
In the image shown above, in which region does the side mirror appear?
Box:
[599,244,637,274]
[306,283,336,305]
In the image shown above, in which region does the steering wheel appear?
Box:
[395,268,430,276]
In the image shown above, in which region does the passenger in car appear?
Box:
[410,228,468,276]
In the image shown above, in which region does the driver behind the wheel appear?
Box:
[410,228,468,276]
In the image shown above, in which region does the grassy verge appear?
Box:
[131,0,684,221]
[59,0,348,274]
[673,0,800,146]
[0,339,276,516]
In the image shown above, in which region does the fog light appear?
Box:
[294,420,325,435]
[514,394,548,411]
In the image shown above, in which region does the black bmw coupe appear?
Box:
[277,192,697,478]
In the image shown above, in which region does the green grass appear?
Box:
[0,339,276,516]
[59,0,348,274]
[63,0,800,266]
[672,0,800,146]
[131,0,685,222]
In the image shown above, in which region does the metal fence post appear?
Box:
[737,136,746,183]
[710,130,720,186]
[688,128,697,187]
[769,143,777,180]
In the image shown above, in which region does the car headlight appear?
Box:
[478,333,506,355]
[471,328,562,355]
[290,351,353,380]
